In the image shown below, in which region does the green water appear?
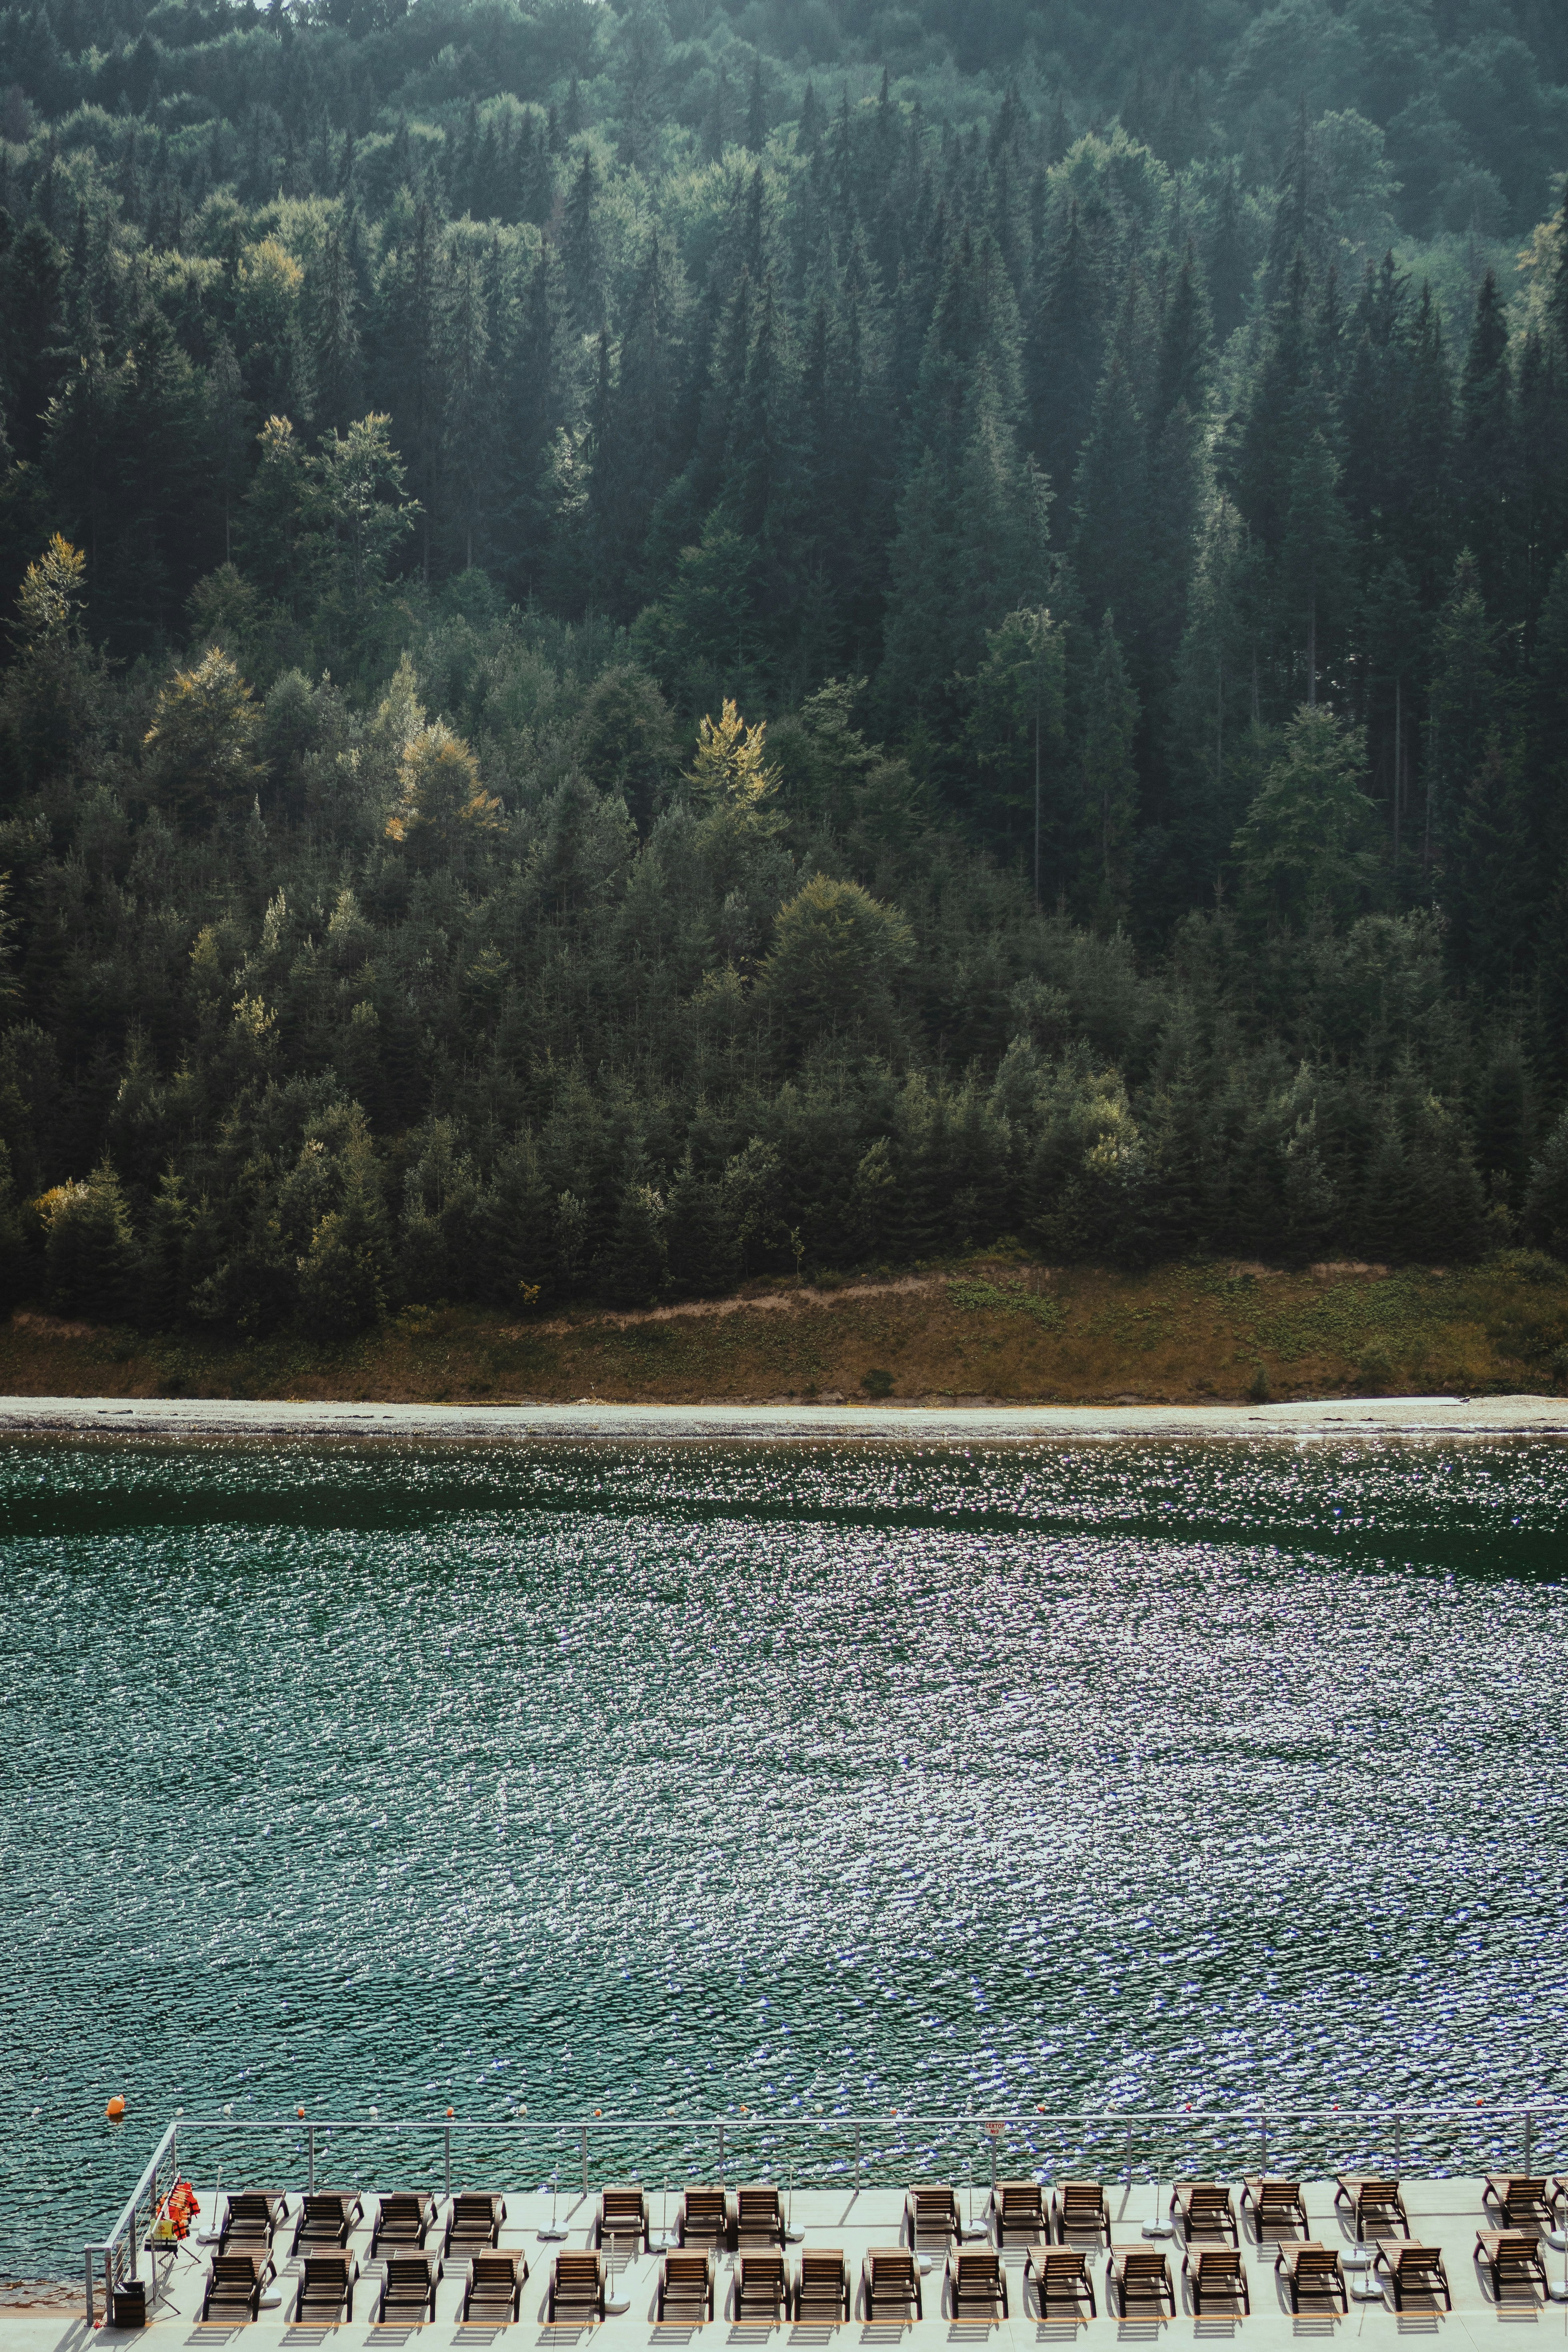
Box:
[3,1434,1566,2278]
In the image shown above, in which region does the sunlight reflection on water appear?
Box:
[2,1436,1566,2271]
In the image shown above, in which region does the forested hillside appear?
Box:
[2,0,1568,1338]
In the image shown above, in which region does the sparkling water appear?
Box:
[3,1435,1566,2277]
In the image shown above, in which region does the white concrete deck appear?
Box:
[12,2179,1568,2352]
[1,1395,1567,1443]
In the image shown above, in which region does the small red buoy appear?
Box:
[446,2107,455,2118]
[297,2107,305,2118]
[106,2096,126,2120]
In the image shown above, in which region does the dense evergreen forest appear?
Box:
[2,0,1568,1335]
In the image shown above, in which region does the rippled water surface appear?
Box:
[4,1434,1568,2276]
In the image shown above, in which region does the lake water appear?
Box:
[3,1434,1566,2279]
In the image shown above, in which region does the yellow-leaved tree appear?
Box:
[385,721,503,867]
[142,647,263,827]
[2,535,103,786]
[687,699,783,819]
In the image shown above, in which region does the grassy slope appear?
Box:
[4,1252,1567,1405]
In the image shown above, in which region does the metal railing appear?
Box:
[83,2103,1568,2325]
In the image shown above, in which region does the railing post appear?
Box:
[581,2125,588,2199]
[1260,2115,1268,2177]
[309,2125,316,2195]
[445,2126,452,2201]
[84,2249,95,2327]
[718,2123,725,2181]
[1525,2114,1533,2176]
[1394,2117,1402,2175]
[855,2125,861,2195]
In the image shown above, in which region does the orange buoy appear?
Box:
[106,2096,126,2120]
[297,2107,305,2118]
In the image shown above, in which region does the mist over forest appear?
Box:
[2,0,1568,1336]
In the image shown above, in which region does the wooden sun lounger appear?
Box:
[1476,2233,1549,2301]
[948,2248,1008,2320]
[370,2191,438,2257]
[1026,2247,1096,2317]
[1275,2242,1347,2313]
[795,2250,850,2324]
[1183,2248,1249,2314]
[219,2193,287,2256]
[1109,2248,1175,2317]
[657,2251,715,2324]
[295,2252,357,2324]
[201,2253,271,2324]
[462,2250,528,2325]
[1375,2242,1450,2311]
[446,2193,506,2254]
[1332,2176,1409,2238]
[1240,2177,1308,2237]
[679,2188,730,2252]
[905,2185,960,2247]
[657,2251,713,2325]
[548,2250,607,2324]
[1172,2181,1238,2243]
[597,2186,649,2253]
[291,2193,363,2254]
[1484,2177,1558,2231]
[862,2248,922,2322]
[992,2180,1047,2245]
[734,2253,789,2324]
[380,2252,442,2325]
[1055,2181,1110,2242]
[735,2186,786,2250]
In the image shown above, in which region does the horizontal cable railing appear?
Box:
[84,2104,1568,2326]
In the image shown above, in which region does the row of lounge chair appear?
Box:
[214,2188,508,2260]
[201,2248,527,2327]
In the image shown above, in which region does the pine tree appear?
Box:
[501,240,568,598]
[1024,197,1104,500]
[307,217,361,434]
[1427,550,1497,878]
[1393,281,1455,606]
[440,235,495,572]
[586,229,680,616]
[1205,164,1252,344]
[376,198,441,576]
[1516,327,1564,617]
[1151,244,1211,430]
[911,221,1023,466]
[1079,614,1140,922]
[1072,355,1149,673]
[1362,556,1426,864]
[1230,247,1318,553]
[744,54,766,153]
[1233,705,1377,924]
[1279,428,1355,708]
[1456,271,1520,617]
[562,146,605,334]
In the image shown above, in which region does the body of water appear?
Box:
[2,1434,1566,2276]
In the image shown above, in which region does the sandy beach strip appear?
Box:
[0,1391,1565,1442]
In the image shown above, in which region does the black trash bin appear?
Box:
[111,2276,148,2328]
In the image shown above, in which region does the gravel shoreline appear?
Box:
[0,1392,1565,1442]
